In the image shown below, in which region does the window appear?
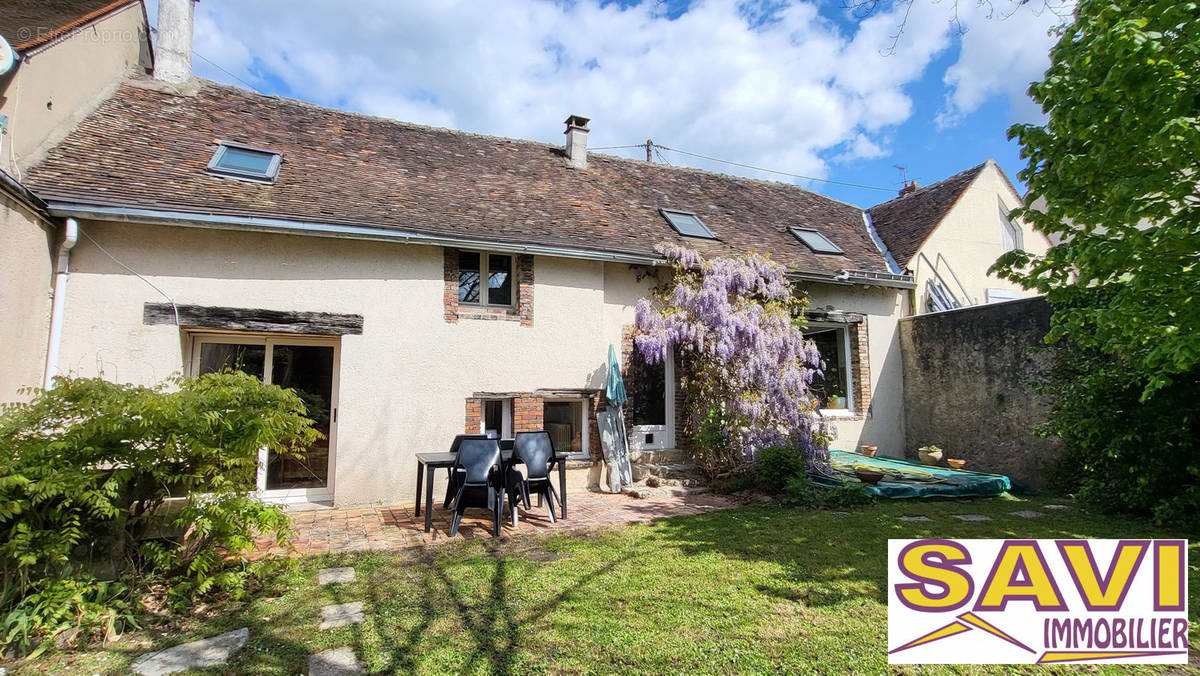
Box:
[660,208,717,239]
[458,251,513,307]
[544,400,587,455]
[481,399,512,438]
[790,228,843,254]
[206,142,282,182]
[999,199,1023,251]
[808,325,853,412]
[985,288,1022,304]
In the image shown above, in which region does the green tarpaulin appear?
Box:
[818,450,1012,499]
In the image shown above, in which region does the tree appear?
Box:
[633,244,826,476]
[997,0,1200,398]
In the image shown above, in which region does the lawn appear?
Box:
[14,495,1199,674]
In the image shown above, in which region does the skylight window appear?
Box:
[206,142,282,182]
[790,227,843,254]
[660,209,716,239]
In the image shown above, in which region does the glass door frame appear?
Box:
[629,355,675,451]
[187,332,340,504]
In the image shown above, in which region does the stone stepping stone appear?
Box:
[1043,504,1071,510]
[319,567,356,585]
[130,628,248,675]
[1009,510,1044,519]
[952,514,992,522]
[899,515,933,522]
[319,602,365,630]
[309,646,366,675]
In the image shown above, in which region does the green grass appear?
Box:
[13,495,1199,674]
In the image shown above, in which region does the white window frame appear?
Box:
[542,398,590,459]
[479,398,513,439]
[188,332,340,504]
[985,288,1023,304]
[628,355,676,451]
[999,200,1023,252]
[458,250,516,309]
[808,323,856,417]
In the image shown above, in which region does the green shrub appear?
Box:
[0,372,319,653]
[1043,339,1200,530]
[780,475,874,509]
[754,446,806,492]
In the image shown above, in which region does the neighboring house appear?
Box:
[2,0,1026,506]
[866,160,1051,314]
[0,0,152,402]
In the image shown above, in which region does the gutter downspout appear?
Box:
[43,218,78,389]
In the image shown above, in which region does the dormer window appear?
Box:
[660,209,716,239]
[206,142,282,182]
[790,227,843,254]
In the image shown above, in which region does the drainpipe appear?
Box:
[43,218,79,389]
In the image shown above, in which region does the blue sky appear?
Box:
[151,0,1067,208]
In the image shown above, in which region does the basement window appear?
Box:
[661,209,716,239]
[790,227,843,254]
[206,142,282,182]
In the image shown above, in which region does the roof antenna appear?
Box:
[646,139,653,163]
[893,164,908,186]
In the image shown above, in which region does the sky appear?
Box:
[147,0,1070,208]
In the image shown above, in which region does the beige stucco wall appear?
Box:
[56,220,910,502]
[804,283,908,458]
[0,192,53,402]
[0,2,151,174]
[910,162,1051,312]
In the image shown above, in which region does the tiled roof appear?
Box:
[24,78,893,278]
[867,162,988,268]
[0,0,137,52]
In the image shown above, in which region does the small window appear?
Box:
[458,251,514,307]
[206,142,282,182]
[999,202,1023,252]
[790,228,843,254]
[808,325,853,412]
[660,209,717,239]
[481,399,513,438]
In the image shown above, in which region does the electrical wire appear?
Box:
[653,144,898,193]
[78,227,180,326]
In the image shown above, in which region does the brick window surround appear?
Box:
[465,392,604,460]
[444,248,534,326]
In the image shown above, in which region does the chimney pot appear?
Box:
[564,114,590,169]
[899,180,920,197]
[153,0,195,85]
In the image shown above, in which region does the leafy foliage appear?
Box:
[0,372,319,652]
[999,0,1200,399]
[780,475,874,509]
[1040,329,1200,530]
[754,446,808,492]
[634,244,824,476]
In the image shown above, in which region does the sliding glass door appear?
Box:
[192,334,339,502]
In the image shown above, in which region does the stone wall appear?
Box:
[899,296,1060,487]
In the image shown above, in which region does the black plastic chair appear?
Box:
[443,433,493,508]
[447,438,505,537]
[506,431,561,525]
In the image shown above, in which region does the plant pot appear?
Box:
[946,458,967,470]
[855,468,884,485]
[859,445,878,458]
[918,448,944,465]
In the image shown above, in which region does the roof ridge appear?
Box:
[165,77,864,216]
[867,160,989,211]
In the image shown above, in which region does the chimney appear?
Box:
[564,114,590,169]
[898,180,920,197]
[153,0,195,84]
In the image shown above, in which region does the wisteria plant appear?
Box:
[634,243,828,476]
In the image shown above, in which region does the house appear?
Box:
[0,0,152,402]
[2,0,1025,506]
[866,161,1051,314]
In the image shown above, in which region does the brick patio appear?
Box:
[256,468,737,558]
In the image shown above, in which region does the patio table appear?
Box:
[414,448,570,533]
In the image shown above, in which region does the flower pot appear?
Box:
[918,448,944,465]
[855,468,884,485]
[946,458,967,470]
[859,445,878,458]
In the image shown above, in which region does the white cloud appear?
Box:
[145,0,1064,184]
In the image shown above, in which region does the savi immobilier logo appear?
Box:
[887,539,1188,664]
